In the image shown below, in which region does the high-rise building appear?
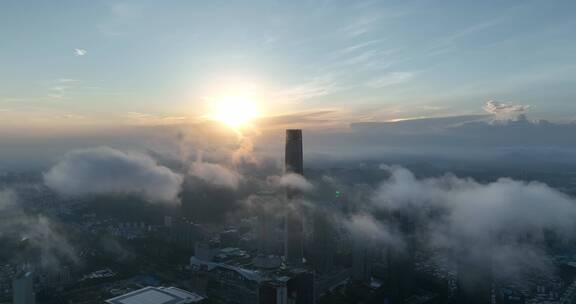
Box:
[387,242,415,302]
[285,269,315,304]
[13,271,35,304]
[254,192,279,256]
[285,129,303,176]
[311,209,335,274]
[259,281,288,304]
[284,129,304,265]
[169,218,203,251]
[387,212,416,303]
[258,208,275,255]
[220,229,240,247]
[456,240,492,304]
[352,237,372,283]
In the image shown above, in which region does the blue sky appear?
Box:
[1,0,575,129]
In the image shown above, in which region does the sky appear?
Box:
[1,0,575,131]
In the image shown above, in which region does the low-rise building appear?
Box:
[105,286,204,304]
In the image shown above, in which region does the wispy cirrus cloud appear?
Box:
[333,40,392,57]
[325,38,401,73]
[296,38,401,97]
[57,78,79,83]
[49,85,68,99]
[97,2,144,36]
[341,15,379,37]
[125,112,189,125]
[60,113,86,120]
[47,78,107,100]
[365,72,415,88]
[48,79,81,99]
[276,75,341,102]
[257,109,344,129]
[0,105,87,125]
[426,19,502,56]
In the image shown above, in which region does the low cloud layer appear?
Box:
[277,173,315,192]
[189,162,242,190]
[362,166,576,279]
[44,146,183,203]
[0,189,78,270]
[344,213,402,247]
[0,189,16,210]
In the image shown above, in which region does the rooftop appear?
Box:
[105,286,204,304]
[190,256,266,282]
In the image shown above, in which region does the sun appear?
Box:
[211,96,259,129]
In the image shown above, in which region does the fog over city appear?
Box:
[2,1,576,303]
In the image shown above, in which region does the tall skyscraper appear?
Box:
[311,209,334,274]
[387,212,416,303]
[285,129,303,176]
[13,271,35,304]
[456,240,492,304]
[285,129,304,265]
[352,237,372,283]
[258,206,274,255]
[254,191,279,256]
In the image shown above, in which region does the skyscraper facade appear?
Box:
[387,212,416,303]
[13,271,35,304]
[284,129,304,265]
[258,207,275,255]
[456,240,492,304]
[352,237,372,283]
[312,209,335,274]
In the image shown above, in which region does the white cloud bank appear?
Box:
[278,173,315,192]
[365,166,576,279]
[44,146,183,203]
[189,162,242,190]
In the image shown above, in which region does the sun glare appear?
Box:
[211,96,259,129]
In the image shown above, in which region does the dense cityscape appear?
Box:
[2,127,576,304]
